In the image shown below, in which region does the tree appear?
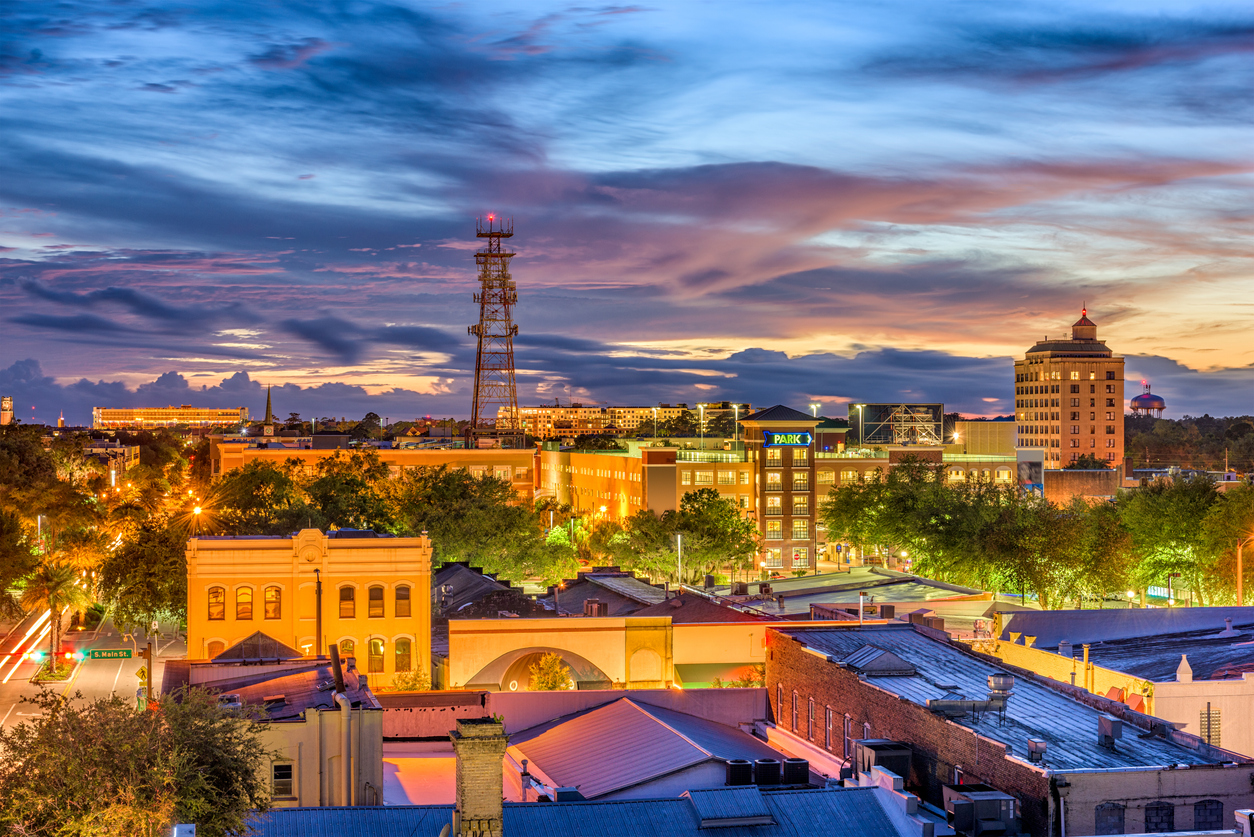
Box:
[1064,453,1111,470]
[0,686,273,837]
[674,489,758,582]
[209,460,311,535]
[20,562,94,675]
[97,519,188,632]
[1119,476,1220,604]
[303,449,393,532]
[1200,484,1254,603]
[0,510,36,617]
[528,652,574,690]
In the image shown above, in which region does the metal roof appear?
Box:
[685,786,773,825]
[998,607,1254,649]
[508,697,781,799]
[251,786,909,837]
[779,625,1237,771]
[741,405,818,423]
[1064,621,1254,682]
[586,575,668,606]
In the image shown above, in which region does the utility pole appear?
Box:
[315,568,323,657]
[677,533,683,586]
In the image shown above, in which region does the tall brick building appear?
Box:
[1015,308,1125,469]
[765,623,1254,836]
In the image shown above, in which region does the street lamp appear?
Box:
[192,506,202,536]
[653,406,658,438]
[809,403,820,418]
[1167,572,1181,606]
[698,404,705,448]
[733,404,739,442]
[855,404,864,447]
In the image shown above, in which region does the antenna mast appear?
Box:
[468,216,524,448]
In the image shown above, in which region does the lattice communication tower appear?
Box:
[890,405,942,445]
[468,216,524,448]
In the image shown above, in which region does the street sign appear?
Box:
[89,649,133,660]
[135,666,148,681]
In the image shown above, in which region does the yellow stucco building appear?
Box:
[186,529,432,686]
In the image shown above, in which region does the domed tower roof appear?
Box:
[1071,306,1098,341]
[1130,381,1166,415]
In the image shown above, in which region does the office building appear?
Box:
[93,404,250,429]
[1015,308,1125,468]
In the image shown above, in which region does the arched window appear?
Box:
[207,640,225,658]
[368,639,384,673]
[338,638,355,659]
[395,638,412,673]
[368,585,385,618]
[395,586,411,618]
[1194,800,1223,831]
[236,587,253,620]
[264,586,281,620]
[1145,801,1174,833]
[1094,802,1125,835]
[208,587,225,621]
[339,586,355,619]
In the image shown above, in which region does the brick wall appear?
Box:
[766,630,1054,836]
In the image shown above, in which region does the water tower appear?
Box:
[1130,381,1166,418]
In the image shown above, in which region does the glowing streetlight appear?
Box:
[652,406,658,437]
[809,403,820,418]
[698,404,705,447]
[733,404,739,442]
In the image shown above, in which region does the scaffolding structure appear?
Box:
[890,405,942,445]
[855,403,944,446]
[468,216,524,448]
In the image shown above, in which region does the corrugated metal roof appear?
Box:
[588,575,668,605]
[252,786,907,837]
[780,626,1232,771]
[742,405,817,423]
[685,786,772,824]
[508,697,780,799]
[999,607,1254,649]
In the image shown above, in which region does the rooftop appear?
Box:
[742,405,819,424]
[508,697,782,799]
[631,591,775,623]
[777,624,1242,770]
[1055,620,1254,682]
[435,562,516,613]
[250,785,917,837]
[713,568,985,618]
[998,607,1254,649]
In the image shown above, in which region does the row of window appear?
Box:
[778,685,866,756]
[681,470,751,486]
[1016,371,1118,384]
[337,637,414,674]
[765,472,808,490]
[765,520,809,540]
[206,585,412,621]
[764,448,808,465]
[762,547,810,568]
[1094,800,1224,835]
[764,496,808,514]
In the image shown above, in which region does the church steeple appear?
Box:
[262,385,275,436]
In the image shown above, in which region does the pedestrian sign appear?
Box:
[89,649,133,660]
[135,666,148,681]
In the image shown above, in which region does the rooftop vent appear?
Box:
[943,783,1020,836]
[1098,714,1122,750]
[1216,617,1243,639]
[1027,738,1047,763]
[841,645,917,677]
[217,693,242,709]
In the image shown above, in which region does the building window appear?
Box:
[681,471,692,485]
[1089,372,1096,380]
[863,721,871,740]
[395,638,412,673]
[396,586,411,618]
[718,470,735,485]
[843,715,852,756]
[996,468,1012,482]
[695,471,714,485]
[840,469,859,482]
[1106,384,1116,393]
[792,497,808,515]
[1195,800,1224,831]
[766,496,782,515]
[792,448,808,466]
[236,587,253,621]
[272,763,294,798]
[824,706,834,750]
[1070,411,1080,420]
[793,547,809,566]
[766,471,782,488]
[791,520,808,539]
[818,470,834,484]
[515,466,529,479]
[1094,802,1125,836]
[1200,708,1221,746]
[792,473,808,491]
[807,697,815,740]
[1070,439,1080,448]
[1071,384,1080,393]
[1070,372,1079,380]
[1070,425,1080,434]
[1106,371,1116,380]
[208,587,225,621]
[764,548,783,568]
[207,640,225,658]
[777,685,784,722]
[368,638,384,673]
[1106,439,1116,448]
[1106,398,1115,407]
[791,692,798,732]
[339,586,355,619]
[264,586,281,620]
[1145,801,1175,833]
[739,495,749,509]
[739,471,750,485]
[766,521,782,540]
[365,585,384,618]
[766,448,782,464]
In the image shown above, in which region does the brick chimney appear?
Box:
[450,717,508,837]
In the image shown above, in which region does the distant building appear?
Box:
[1015,308,1125,469]
[93,404,249,429]
[847,403,944,447]
[0,395,12,426]
[505,401,750,439]
[186,529,432,688]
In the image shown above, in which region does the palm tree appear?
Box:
[21,561,94,675]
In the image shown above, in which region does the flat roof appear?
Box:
[777,625,1242,771]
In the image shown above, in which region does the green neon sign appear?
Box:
[763,431,812,447]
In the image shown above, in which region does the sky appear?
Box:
[1,0,1251,426]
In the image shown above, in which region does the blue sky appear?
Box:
[1,0,1251,424]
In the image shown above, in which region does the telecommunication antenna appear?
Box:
[468,215,524,448]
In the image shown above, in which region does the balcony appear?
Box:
[676,450,748,463]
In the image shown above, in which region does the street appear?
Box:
[0,612,186,731]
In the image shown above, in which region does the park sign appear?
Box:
[763,430,812,448]
[88,649,133,660]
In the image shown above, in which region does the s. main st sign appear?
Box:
[763,431,812,447]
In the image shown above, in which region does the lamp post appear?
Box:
[733,404,739,442]
[653,406,658,438]
[192,506,202,536]
[677,533,683,586]
[698,405,705,448]
[855,404,864,447]
[1167,572,1181,606]
[809,403,820,418]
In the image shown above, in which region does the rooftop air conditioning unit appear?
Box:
[1098,715,1122,750]
[1027,738,1047,763]
[853,740,912,782]
[732,581,749,596]
[943,783,1021,836]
